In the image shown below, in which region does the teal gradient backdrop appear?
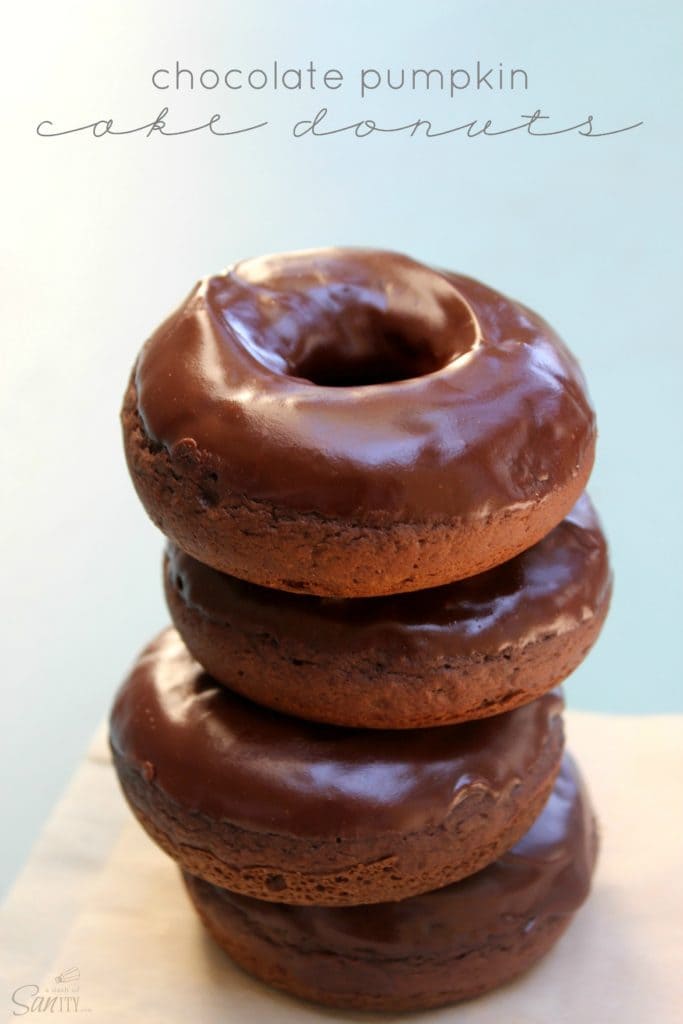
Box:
[2,0,681,895]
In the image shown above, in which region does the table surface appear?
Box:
[1,711,682,1023]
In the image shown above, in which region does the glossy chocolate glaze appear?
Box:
[109,628,563,839]
[186,754,596,954]
[133,248,595,520]
[167,493,610,657]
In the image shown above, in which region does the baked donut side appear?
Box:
[124,379,594,597]
[109,629,565,906]
[113,752,558,907]
[163,494,612,728]
[122,249,596,597]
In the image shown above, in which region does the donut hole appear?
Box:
[290,326,451,387]
[282,298,478,387]
[229,250,479,387]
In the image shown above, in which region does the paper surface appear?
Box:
[2,712,682,1023]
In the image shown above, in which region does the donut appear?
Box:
[182,754,597,1012]
[122,248,596,597]
[109,628,564,906]
[164,493,611,729]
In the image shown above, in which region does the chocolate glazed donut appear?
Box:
[109,628,565,906]
[122,248,596,597]
[164,493,612,728]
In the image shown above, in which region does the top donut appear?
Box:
[122,248,595,596]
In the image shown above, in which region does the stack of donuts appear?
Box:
[111,249,612,1012]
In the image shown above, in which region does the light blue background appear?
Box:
[2,0,681,895]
